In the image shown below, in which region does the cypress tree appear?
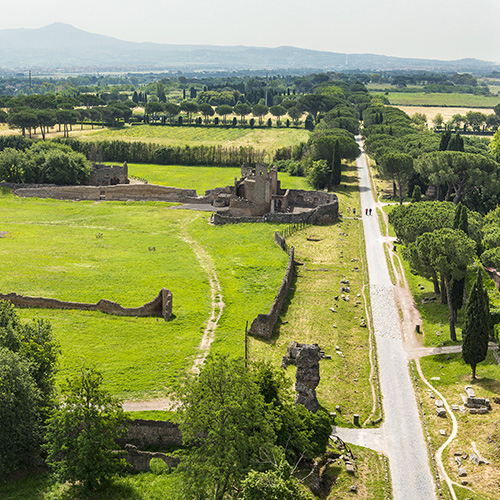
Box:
[331,140,341,186]
[462,269,491,379]
[447,132,464,152]
[411,185,421,202]
[439,130,451,151]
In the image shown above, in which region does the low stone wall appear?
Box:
[121,419,183,448]
[13,184,200,203]
[249,247,295,339]
[0,288,173,320]
[211,201,338,226]
[286,189,337,208]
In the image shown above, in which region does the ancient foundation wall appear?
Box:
[120,419,183,448]
[0,288,173,320]
[12,184,204,203]
[249,247,295,339]
[212,200,338,226]
[286,189,337,208]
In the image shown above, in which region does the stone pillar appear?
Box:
[281,342,322,413]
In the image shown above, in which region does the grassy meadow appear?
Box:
[395,105,495,125]
[386,92,500,108]
[77,124,310,152]
[0,187,288,398]
[127,163,309,194]
[416,352,500,500]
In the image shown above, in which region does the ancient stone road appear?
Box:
[333,138,437,499]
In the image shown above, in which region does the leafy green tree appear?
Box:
[462,269,491,379]
[490,129,500,161]
[45,365,129,491]
[176,356,274,500]
[0,348,42,475]
[164,102,180,124]
[199,103,215,124]
[307,160,330,190]
[215,104,233,125]
[252,104,269,126]
[433,113,444,129]
[0,148,30,183]
[240,458,313,500]
[416,151,500,205]
[234,103,252,125]
[179,100,198,124]
[288,106,302,126]
[310,134,360,164]
[40,149,90,185]
[270,105,286,127]
[379,151,414,204]
[412,228,476,340]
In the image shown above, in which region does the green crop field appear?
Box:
[387,92,500,108]
[127,163,309,194]
[78,124,309,152]
[0,188,288,398]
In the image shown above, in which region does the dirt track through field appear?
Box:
[123,221,224,412]
[179,225,225,374]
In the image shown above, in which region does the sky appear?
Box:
[2,0,500,63]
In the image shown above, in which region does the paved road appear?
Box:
[334,138,436,499]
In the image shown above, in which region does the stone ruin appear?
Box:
[462,385,491,414]
[211,163,339,223]
[0,288,173,321]
[88,162,129,186]
[282,342,322,413]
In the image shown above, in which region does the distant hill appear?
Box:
[0,23,497,74]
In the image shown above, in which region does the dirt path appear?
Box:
[180,225,225,374]
[123,223,224,412]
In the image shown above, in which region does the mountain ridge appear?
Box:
[0,23,497,73]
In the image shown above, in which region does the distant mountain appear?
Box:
[0,23,497,74]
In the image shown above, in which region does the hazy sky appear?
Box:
[2,0,500,63]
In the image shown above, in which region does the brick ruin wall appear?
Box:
[0,288,173,321]
[248,246,295,339]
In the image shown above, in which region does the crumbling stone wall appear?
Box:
[123,444,180,472]
[13,184,200,202]
[0,288,173,321]
[211,200,338,226]
[281,342,322,413]
[249,247,294,339]
[120,419,183,448]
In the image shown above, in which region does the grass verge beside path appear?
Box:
[416,352,500,500]
[127,163,309,194]
[250,159,380,427]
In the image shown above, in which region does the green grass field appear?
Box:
[78,124,309,152]
[416,352,500,500]
[127,163,309,194]
[387,92,500,108]
[0,188,287,398]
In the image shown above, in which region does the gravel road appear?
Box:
[334,138,437,499]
